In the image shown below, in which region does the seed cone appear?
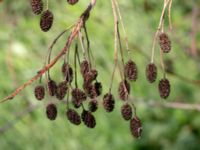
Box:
[66,109,81,125]
[56,81,68,100]
[40,10,53,32]
[103,93,115,112]
[67,0,79,5]
[84,69,98,85]
[118,80,130,101]
[34,85,45,100]
[47,79,57,96]
[80,60,89,76]
[81,110,96,128]
[159,78,170,99]
[121,103,132,121]
[71,88,87,107]
[62,62,73,83]
[124,60,138,81]
[88,99,98,112]
[130,117,142,138]
[146,63,157,83]
[84,82,102,99]
[46,103,57,120]
[159,33,171,53]
[31,0,43,15]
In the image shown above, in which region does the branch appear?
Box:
[0,0,97,103]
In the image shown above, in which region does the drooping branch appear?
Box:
[0,0,97,103]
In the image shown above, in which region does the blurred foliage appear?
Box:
[0,0,200,150]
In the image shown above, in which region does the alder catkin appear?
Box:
[130,117,142,138]
[31,0,43,15]
[118,80,130,101]
[159,33,171,53]
[146,63,157,83]
[47,79,57,96]
[124,60,138,81]
[67,0,79,5]
[62,62,73,83]
[159,78,170,99]
[121,103,132,121]
[40,10,54,32]
[56,81,68,100]
[81,110,96,128]
[66,109,81,125]
[103,93,115,112]
[71,88,87,108]
[46,103,57,120]
[88,99,98,112]
[34,85,45,100]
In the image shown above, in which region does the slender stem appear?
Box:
[150,0,170,63]
[46,0,49,10]
[168,0,173,31]
[74,44,78,88]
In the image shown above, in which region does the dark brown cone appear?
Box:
[34,85,45,100]
[81,110,96,128]
[56,81,68,100]
[124,60,138,81]
[40,10,53,32]
[83,81,102,99]
[159,78,170,99]
[88,99,98,112]
[47,79,57,96]
[62,62,73,83]
[103,93,115,112]
[118,80,130,101]
[159,33,171,53]
[80,60,89,76]
[84,69,98,85]
[67,0,79,5]
[66,109,81,125]
[71,88,87,107]
[46,103,57,120]
[146,63,157,83]
[121,103,132,121]
[130,117,142,138]
[31,0,43,15]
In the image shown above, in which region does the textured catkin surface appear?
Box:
[0,0,200,150]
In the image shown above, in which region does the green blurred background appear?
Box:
[0,0,200,150]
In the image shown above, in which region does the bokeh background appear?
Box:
[1,0,200,150]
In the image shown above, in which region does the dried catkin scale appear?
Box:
[34,85,45,100]
[31,0,43,15]
[81,110,96,128]
[66,109,81,125]
[124,60,138,81]
[71,88,87,107]
[159,33,171,53]
[118,80,130,101]
[84,69,98,85]
[121,103,132,121]
[62,62,73,83]
[159,78,170,99]
[130,117,142,138]
[40,10,54,32]
[46,104,57,120]
[146,63,157,83]
[67,0,79,5]
[103,93,115,112]
[56,81,68,100]
[47,79,57,96]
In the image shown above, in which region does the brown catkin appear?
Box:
[47,79,57,96]
[103,93,115,112]
[56,81,68,100]
[67,0,79,5]
[62,62,73,83]
[71,88,87,108]
[34,85,45,100]
[88,99,98,112]
[46,103,57,120]
[118,80,130,101]
[40,10,54,32]
[81,110,96,128]
[31,0,43,15]
[130,117,142,138]
[124,60,138,81]
[159,33,171,53]
[146,63,157,83]
[66,109,81,125]
[84,82,102,99]
[84,69,98,85]
[159,78,170,99]
[121,103,132,121]
[80,60,89,76]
